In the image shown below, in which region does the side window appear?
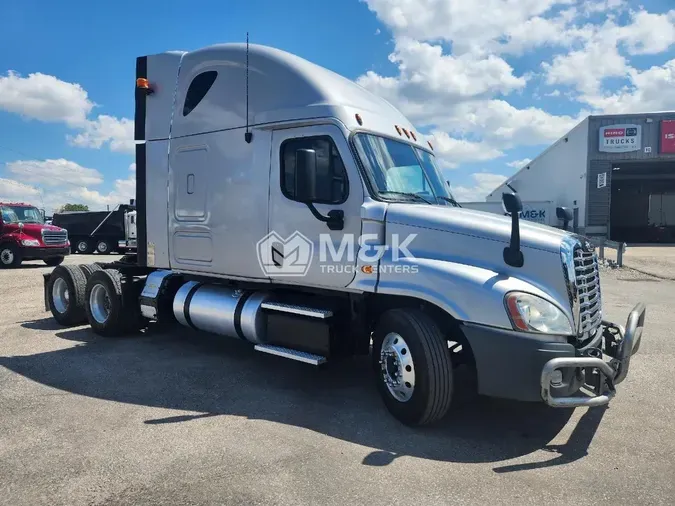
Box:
[281,136,348,204]
[183,71,218,117]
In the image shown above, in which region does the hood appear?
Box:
[386,204,570,253]
[2,222,65,237]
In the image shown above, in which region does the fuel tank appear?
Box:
[173,281,271,343]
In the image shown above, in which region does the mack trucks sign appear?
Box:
[599,124,641,153]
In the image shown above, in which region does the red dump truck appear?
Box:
[0,201,70,268]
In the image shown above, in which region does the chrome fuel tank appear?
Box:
[173,281,270,342]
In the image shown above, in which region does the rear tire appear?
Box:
[95,240,112,255]
[44,256,65,267]
[78,263,102,281]
[75,239,92,254]
[85,269,143,337]
[372,308,454,426]
[47,265,87,326]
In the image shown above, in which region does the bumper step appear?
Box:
[254,344,327,365]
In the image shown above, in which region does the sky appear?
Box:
[1,0,675,212]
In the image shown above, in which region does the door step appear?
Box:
[254,344,327,365]
[261,301,333,319]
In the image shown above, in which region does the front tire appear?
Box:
[372,308,454,426]
[0,243,22,268]
[44,256,65,267]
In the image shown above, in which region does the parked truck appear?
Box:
[52,204,135,255]
[0,201,69,268]
[40,43,646,426]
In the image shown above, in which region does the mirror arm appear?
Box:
[503,211,524,268]
[305,203,344,231]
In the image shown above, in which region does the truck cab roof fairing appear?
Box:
[164,43,423,144]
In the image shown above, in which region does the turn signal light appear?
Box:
[136,78,150,89]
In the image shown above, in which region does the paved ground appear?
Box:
[622,246,675,280]
[1,255,674,505]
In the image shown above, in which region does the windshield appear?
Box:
[0,205,44,224]
[352,133,460,207]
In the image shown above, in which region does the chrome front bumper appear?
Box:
[540,302,646,408]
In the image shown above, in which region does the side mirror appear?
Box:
[295,149,318,203]
[502,192,522,214]
[556,206,573,222]
[556,206,573,231]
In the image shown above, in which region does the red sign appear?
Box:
[604,128,626,137]
[661,120,675,153]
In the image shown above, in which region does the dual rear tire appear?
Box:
[47,264,143,335]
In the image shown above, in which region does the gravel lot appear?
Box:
[1,255,674,505]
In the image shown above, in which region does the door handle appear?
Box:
[187,174,195,194]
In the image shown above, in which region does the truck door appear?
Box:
[268,124,363,288]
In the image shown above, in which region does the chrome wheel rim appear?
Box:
[97,242,108,253]
[0,248,13,265]
[90,283,112,324]
[380,332,416,402]
[77,241,88,252]
[52,277,70,314]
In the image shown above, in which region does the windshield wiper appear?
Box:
[436,196,462,208]
[379,191,433,204]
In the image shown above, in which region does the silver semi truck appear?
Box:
[42,43,646,426]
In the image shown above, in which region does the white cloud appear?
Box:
[0,71,94,126]
[620,9,675,55]
[583,59,675,113]
[1,159,134,213]
[0,178,41,201]
[507,158,532,168]
[363,0,577,55]
[452,173,508,202]
[430,130,504,168]
[0,70,133,154]
[67,115,135,154]
[6,159,104,187]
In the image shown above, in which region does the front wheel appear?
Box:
[44,256,65,267]
[372,308,454,426]
[0,243,22,268]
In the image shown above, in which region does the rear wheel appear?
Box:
[85,269,143,336]
[78,263,102,281]
[47,265,87,326]
[95,240,112,255]
[75,239,92,254]
[372,308,454,426]
[0,243,22,268]
[44,256,64,267]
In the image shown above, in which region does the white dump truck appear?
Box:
[41,43,646,426]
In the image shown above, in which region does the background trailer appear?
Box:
[484,112,675,244]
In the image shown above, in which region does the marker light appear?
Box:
[395,125,402,135]
[427,140,434,150]
[402,128,410,139]
[410,131,417,141]
[136,78,150,89]
[355,113,363,126]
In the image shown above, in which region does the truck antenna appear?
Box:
[244,32,253,144]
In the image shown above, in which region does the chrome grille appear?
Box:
[42,229,68,246]
[574,246,602,339]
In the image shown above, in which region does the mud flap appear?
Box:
[43,272,51,311]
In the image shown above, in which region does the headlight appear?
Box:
[21,239,40,247]
[505,292,573,335]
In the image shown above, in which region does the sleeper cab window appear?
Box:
[183,71,218,117]
[281,136,348,204]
